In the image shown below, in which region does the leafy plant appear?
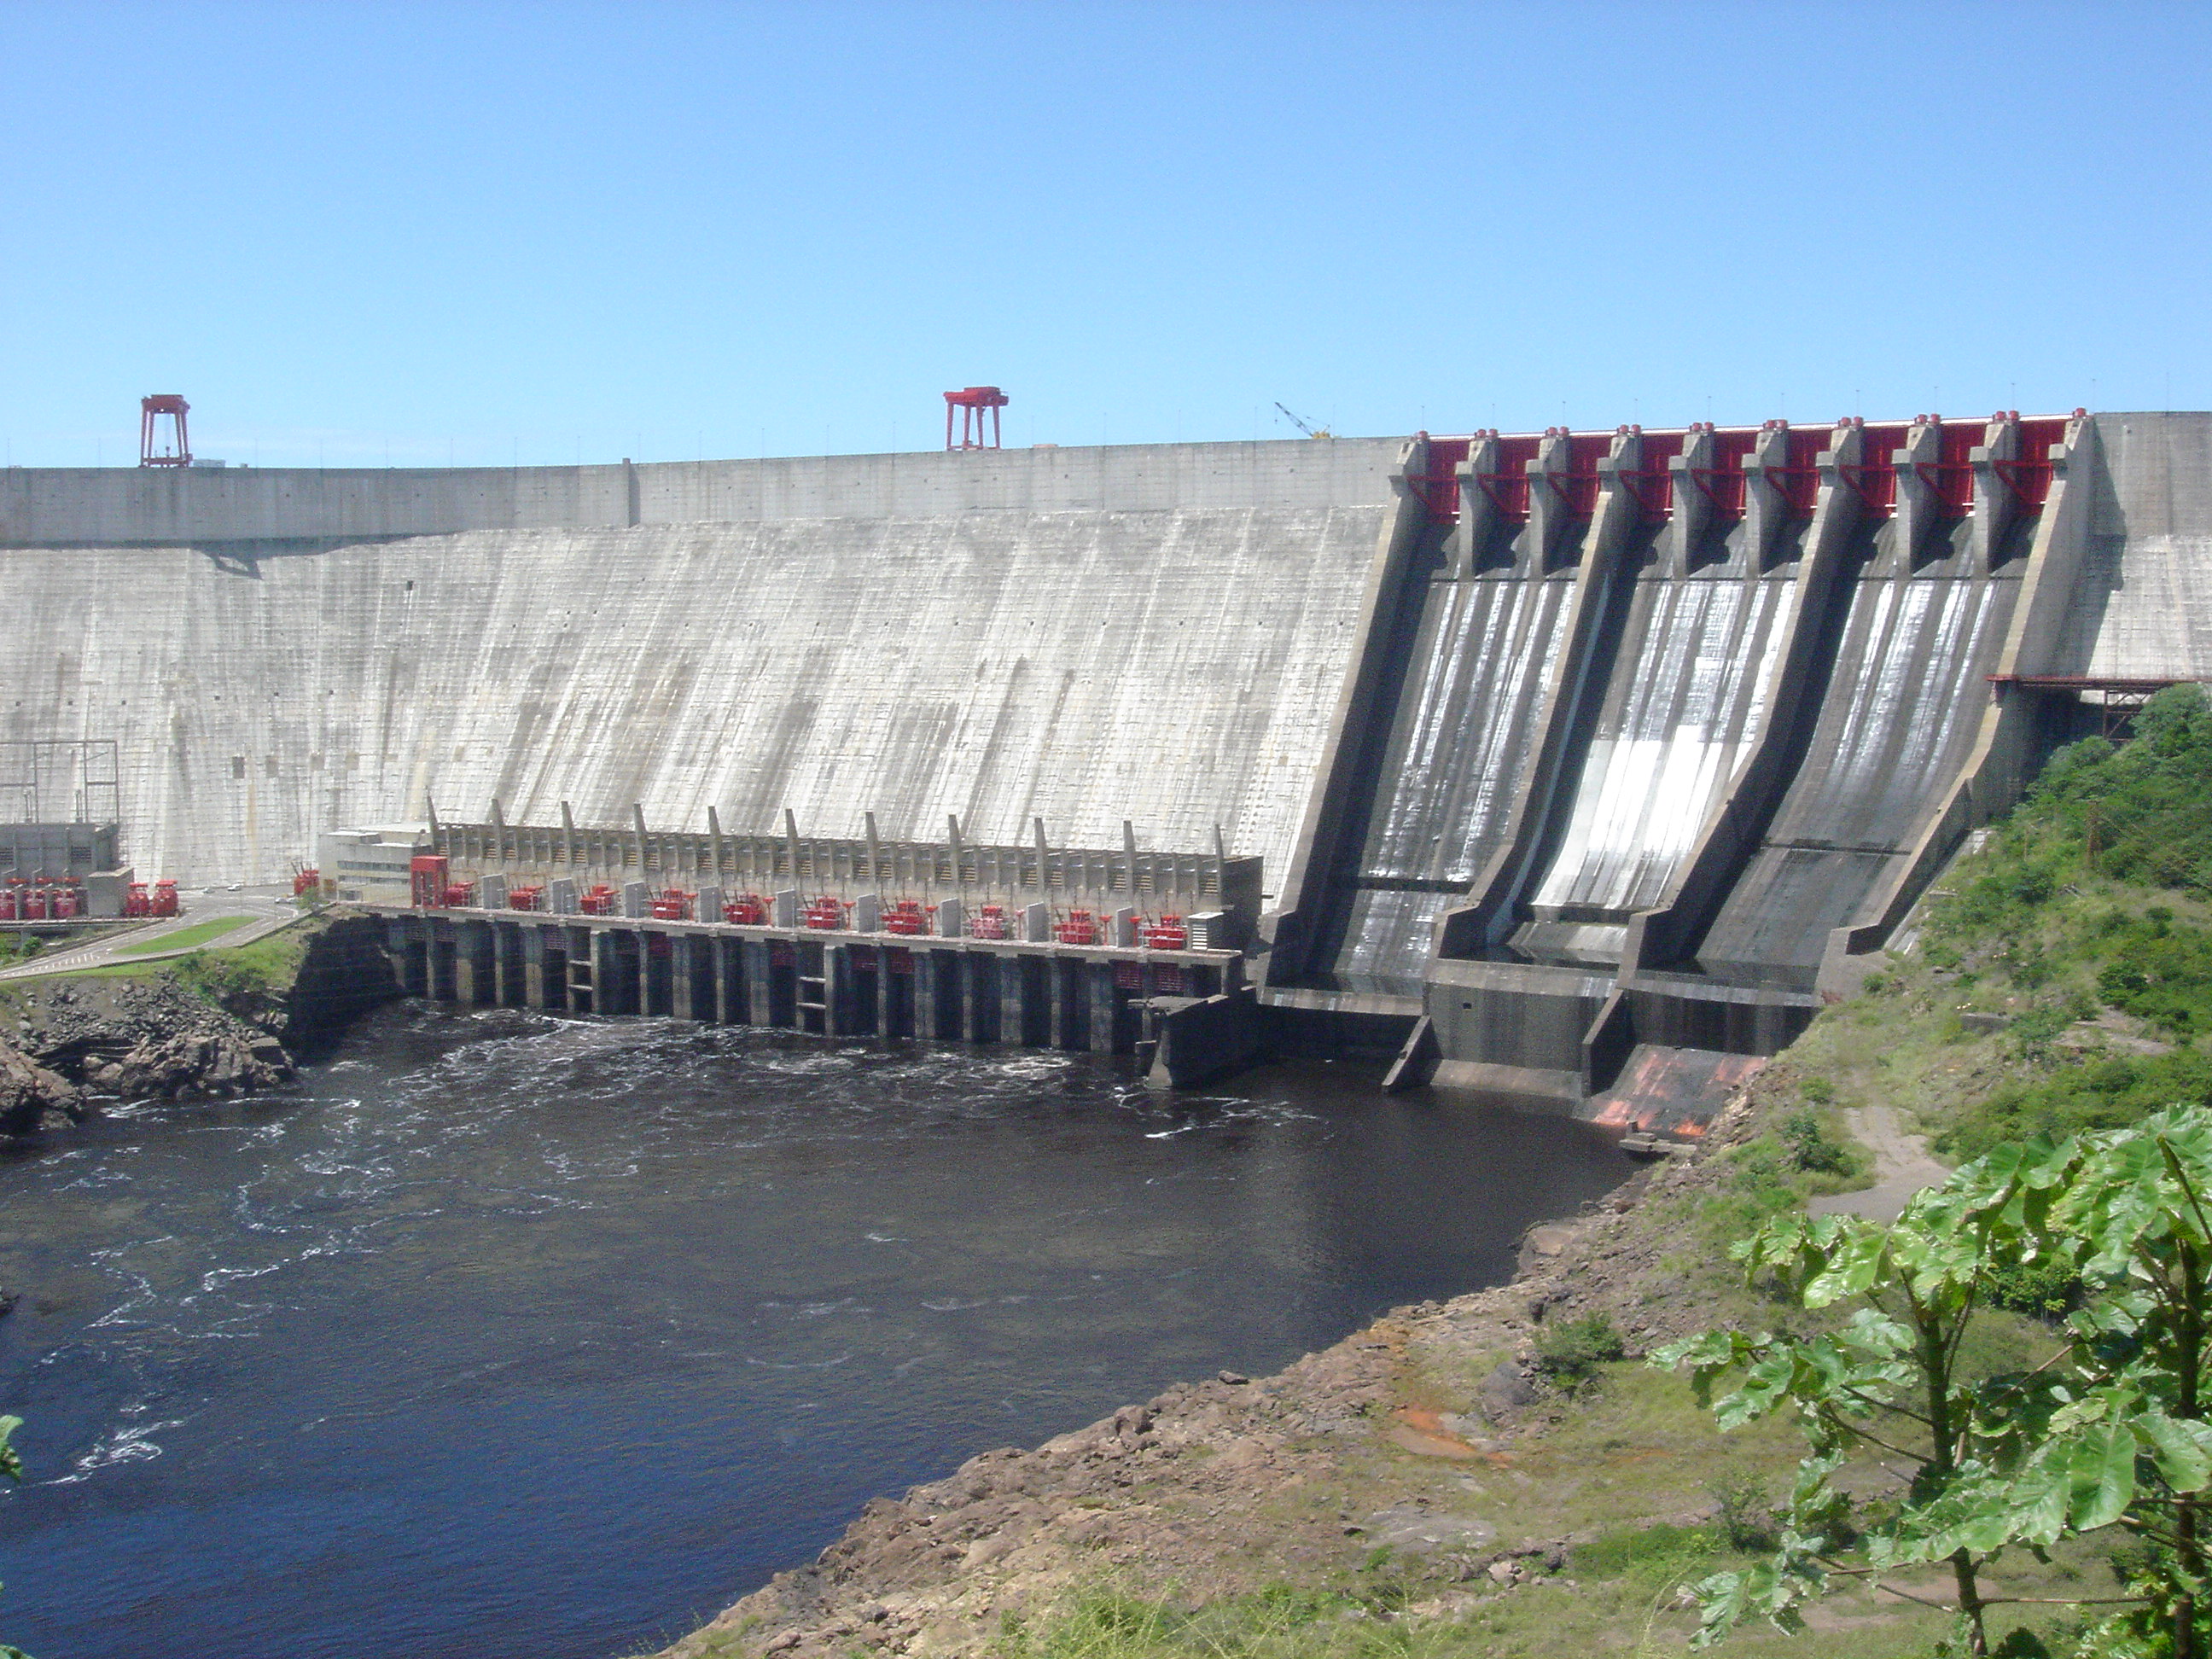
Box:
[1657,1107,2212,1659]
[0,1414,29,1659]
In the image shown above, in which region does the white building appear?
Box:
[317,824,431,904]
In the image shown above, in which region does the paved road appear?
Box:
[0,889,306,981]
[1807,1104,1953,1223]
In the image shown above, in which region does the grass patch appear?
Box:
[113,915,254,955]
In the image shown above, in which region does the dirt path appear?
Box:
[1807,1105,1951,1223]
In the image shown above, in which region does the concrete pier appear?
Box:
[363,905,1232,1060]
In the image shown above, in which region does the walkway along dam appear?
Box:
[3,413,2207,1121]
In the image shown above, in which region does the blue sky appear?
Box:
[4,1,2206,466]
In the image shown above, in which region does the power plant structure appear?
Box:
[3,410,2205,1119]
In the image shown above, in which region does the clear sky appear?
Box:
[5,1,2206,467]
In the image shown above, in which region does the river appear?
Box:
[0,1005,1629,1657]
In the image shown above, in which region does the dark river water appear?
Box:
[0,1005,1629,1658]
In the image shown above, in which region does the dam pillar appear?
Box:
[1970,414,2022,569]
[883,947,915,1039]
[713,937,742,1024]
[1526,429,1575,570]
[1664,424,1717,573]
[453,919,495,1006]
[496,920,528,1008]
[827,946,858,1039]
[390,917,428,998]
[1052,958,1086,1051]
[590,930,632,1016]
[684,936,716,1022]
[1451,431,1500,575]
[643,932,673,1017]
[1742,422,1795,569]
[1892,416,1944,567]
[534,927,563,1012]
[966,953,1000,1044]
[998,952,1028,1046]
[1087,961,1119,1054]
[741,938,773,1026]
[429,923,458,1003]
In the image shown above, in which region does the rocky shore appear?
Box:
[662,1096,1770,1659]
[0,974,297,1134]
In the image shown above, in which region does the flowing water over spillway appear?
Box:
[0,1008,1629,1659]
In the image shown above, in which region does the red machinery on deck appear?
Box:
[651,888,691,921]
[967,904,1008,940]
[152,880,178,917]
[882,900,930,936]
[579,884,618,916]
[801,896,847,931]
[508,885,544,911]
[1138,915,1187,951]
[723,894,770,925]
[1052,909,1101,946]
[944,386,1008,451]
[410,855,450,908]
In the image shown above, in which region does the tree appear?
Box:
[1656,1108,2212,1658]
[0,1413,27,1659]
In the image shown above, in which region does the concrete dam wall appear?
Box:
[3,414,2208,1113]
[0,441,1400,888]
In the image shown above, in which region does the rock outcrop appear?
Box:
[0,1040,86,1135]
[0,975,296,1134]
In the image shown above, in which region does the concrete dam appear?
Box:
[3,412,2206,1119]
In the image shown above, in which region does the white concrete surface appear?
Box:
[0,439,1401,544]
[0,505,1387,886]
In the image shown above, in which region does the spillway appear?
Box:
[1306,550,1575,998]
[1693,530,2019,987]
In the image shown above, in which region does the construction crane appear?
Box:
[1274,403,1334,439]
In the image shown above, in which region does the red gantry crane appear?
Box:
[140,395,192,466]
[944,386,1009,450]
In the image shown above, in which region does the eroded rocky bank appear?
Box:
[0,913,397,1135]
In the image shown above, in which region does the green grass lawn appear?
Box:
[113,915,255,955]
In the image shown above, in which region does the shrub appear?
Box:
[1708,1477,1778,1553]
[1533,1313,1626,1396]
[1778,1110,1853,1174]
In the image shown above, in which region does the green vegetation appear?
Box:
[1532,1313,1627,1398]
[0,1416,29,1659]
[1662,1108,2212,1659]
[112,915,253,955]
